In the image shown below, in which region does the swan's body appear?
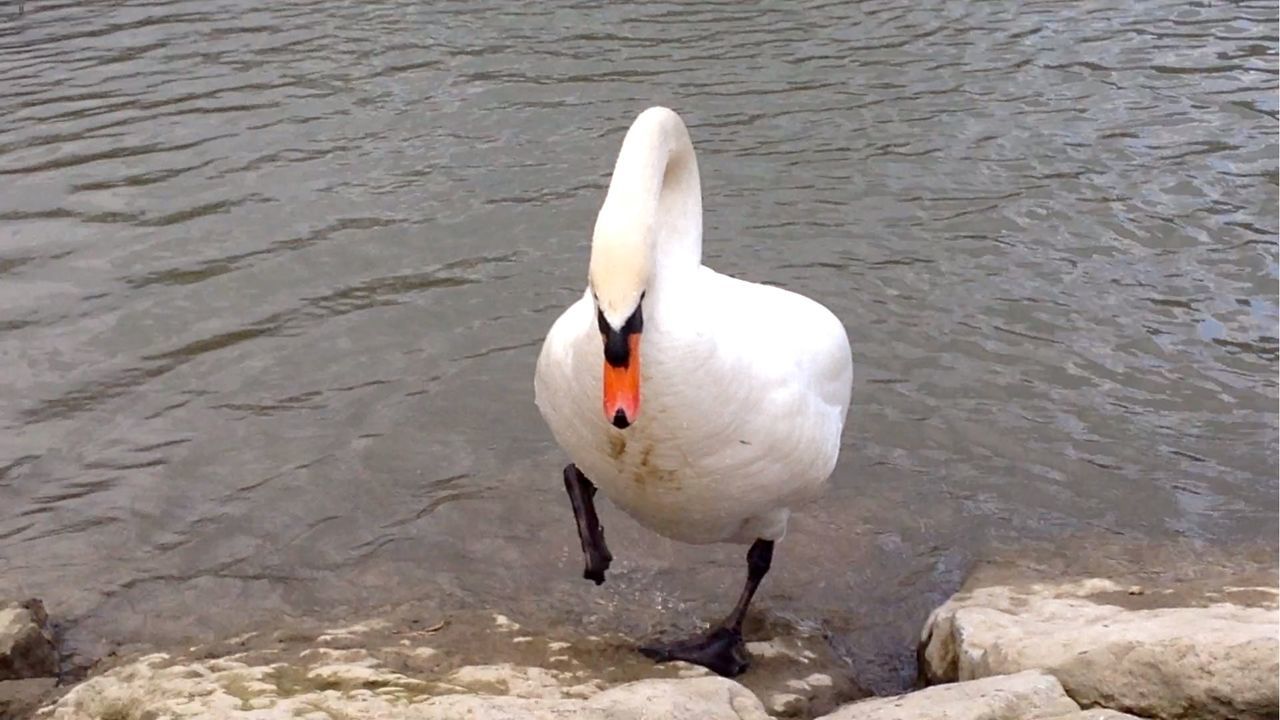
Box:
[535,107,853,547]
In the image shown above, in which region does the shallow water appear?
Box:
[0,0,1276,692]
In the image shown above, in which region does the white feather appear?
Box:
[535,107,853,545]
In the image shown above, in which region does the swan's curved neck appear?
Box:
[596,108,703,282]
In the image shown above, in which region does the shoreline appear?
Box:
[6,555,1276,719]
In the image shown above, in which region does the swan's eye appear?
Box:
[622,304,643,335]
[596,302,644,337]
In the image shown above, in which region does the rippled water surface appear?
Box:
[1,0,1276,690]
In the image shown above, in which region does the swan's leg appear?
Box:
[719,538,774,633]
[639,539,773,677]
[563,464,612,585]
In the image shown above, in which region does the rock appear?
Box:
[1038,711,1146,720]
[446,663,585,699]
[420,679,770,720]
[0,600,57,680]
[587,677,769,719]
[816,670,1080,720]
[0,677,58,719]
[31,606,863,719]
[767,691,806,715]
[408,694,593,719]
[735,622,866,717]
[316,619,391,644]
[919,569,1280,720]
[34,640,769,719]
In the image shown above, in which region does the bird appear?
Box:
[534,106,853,677]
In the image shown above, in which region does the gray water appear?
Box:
[0,0,1276,692]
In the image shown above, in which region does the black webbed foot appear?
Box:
[639,626,750,677]
[638,539,775,677]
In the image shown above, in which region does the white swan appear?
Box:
[534,106,853,676]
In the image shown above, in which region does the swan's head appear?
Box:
[588,216,651,430]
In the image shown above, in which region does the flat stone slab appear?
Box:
[1039,711,1145,720]
[919,566,1279,720]
[36,652,770,720]
[32,610,789,719]
[815,670,1080,720]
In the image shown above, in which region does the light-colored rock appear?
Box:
[0,600,57,680]
[739,630,863,717]
[674,662,713,678]
[410,693,595,719]
[308,660,428,691]
[816,670,1080,720]
[1037,710,1145,720]
[588,677,770,720]
[316,619,390,643]
[446,663,574,698]
[35,647,769,720]
[493,613,521,631]
[920,574,1280,719]
[769,691,807,715]
[33,607,860,719]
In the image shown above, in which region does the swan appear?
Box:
[534,106,853,677]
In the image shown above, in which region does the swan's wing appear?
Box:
[711,271,852,419]
[643,270,853,494]
[750,285,852,479]
[534,293,598,447]
[794,294,854,422]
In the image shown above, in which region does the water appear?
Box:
[0,0,1275,692]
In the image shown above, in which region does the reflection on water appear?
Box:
[0,0,1276,691]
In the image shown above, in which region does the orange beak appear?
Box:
[603,333,641,428]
